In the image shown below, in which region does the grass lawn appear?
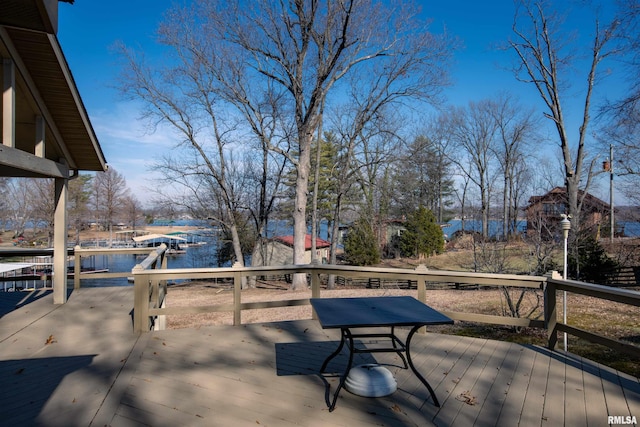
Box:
[377,244,640,378]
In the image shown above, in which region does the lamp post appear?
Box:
[603,144,614,242]
[560,214,571,352]
[609,144,614,242]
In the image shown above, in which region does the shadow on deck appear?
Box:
[0,287,638,426]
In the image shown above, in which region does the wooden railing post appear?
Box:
[544,271,560,350]
[311,261,320,320]
[74,245,81,289]
[415,265,429,334]
[157,247,167,331]
[133,265,149,333]
[161,250,167,269]
[232,262,242,326]
[415,265,428,304]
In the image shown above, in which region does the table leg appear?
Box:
[322,328,355,412]
[320,329,346,373]
[406,325,441,407]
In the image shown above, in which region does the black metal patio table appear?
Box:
[310,296,454,411]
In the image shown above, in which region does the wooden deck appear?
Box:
[1,287,638,426]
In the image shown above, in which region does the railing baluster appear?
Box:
[133,265,148,333]
[233,262,242,326]
[311,262,321,320]
[74,245,81,289]
[544,272,558,350]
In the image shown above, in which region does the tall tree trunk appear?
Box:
[503,172,509,241]
[291,130,314,290]
[327,193,344,289]
[311,110,324,264]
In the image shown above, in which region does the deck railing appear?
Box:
[545,276,640,356]
[131,262,547,330]
[72,245,167,289]
[4,245,638,356]
[130,260,640,358]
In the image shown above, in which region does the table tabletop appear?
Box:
[310,296,453,329]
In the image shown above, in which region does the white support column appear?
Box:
[3,58,16,147]
[53,171,69,304]
[35,115,45,157]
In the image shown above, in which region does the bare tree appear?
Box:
[427,115,457,223]
[321,103,401,285]
[69,174,93,245]
[351,113,404,250]
[0,178,9,232]
[122,194,143,230]
[323,57,425,271]
[93,168,129,246]
[5,178,32,239]
[600,0,640,204]
[26,178,55,246]
[509,0,622,230]
[448,101,500,239]
[452,163,473,234]
[118,26,259,272]
[196,0,454,289]
[605,0,640,118]
[490,93,538,239]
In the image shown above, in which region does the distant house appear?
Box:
[524,187,610,237]
[252,234,331,266]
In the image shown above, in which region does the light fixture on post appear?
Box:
[560,214,571,352]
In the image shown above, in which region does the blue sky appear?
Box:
[56,1,624,205]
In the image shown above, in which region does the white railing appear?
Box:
[129,259,640,358]
[131,262,547,331]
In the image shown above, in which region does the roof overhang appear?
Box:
[0,0,60,34]
[0,0,106,177]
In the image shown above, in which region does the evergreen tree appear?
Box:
[391,133,455,222]
[569,236,618,283]
[344,216,380,266]
[399,206,444,259]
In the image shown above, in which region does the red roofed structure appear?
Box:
[273,235,331,250]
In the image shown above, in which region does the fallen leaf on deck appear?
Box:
[45,335,57,345]
[456,390,478,405]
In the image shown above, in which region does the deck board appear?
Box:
[563,352,588,427]
[462,340,518,426]
[1,287,638,427]
[497,342,537,426]
[600,362,639,418]
[432,338,501,426]
[519,348,550,426]
[541,349,567,426]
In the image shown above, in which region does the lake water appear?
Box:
[82,217,640,287]
[442,219,527,239]
[442,219,640,239]
[78,235,222,287]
